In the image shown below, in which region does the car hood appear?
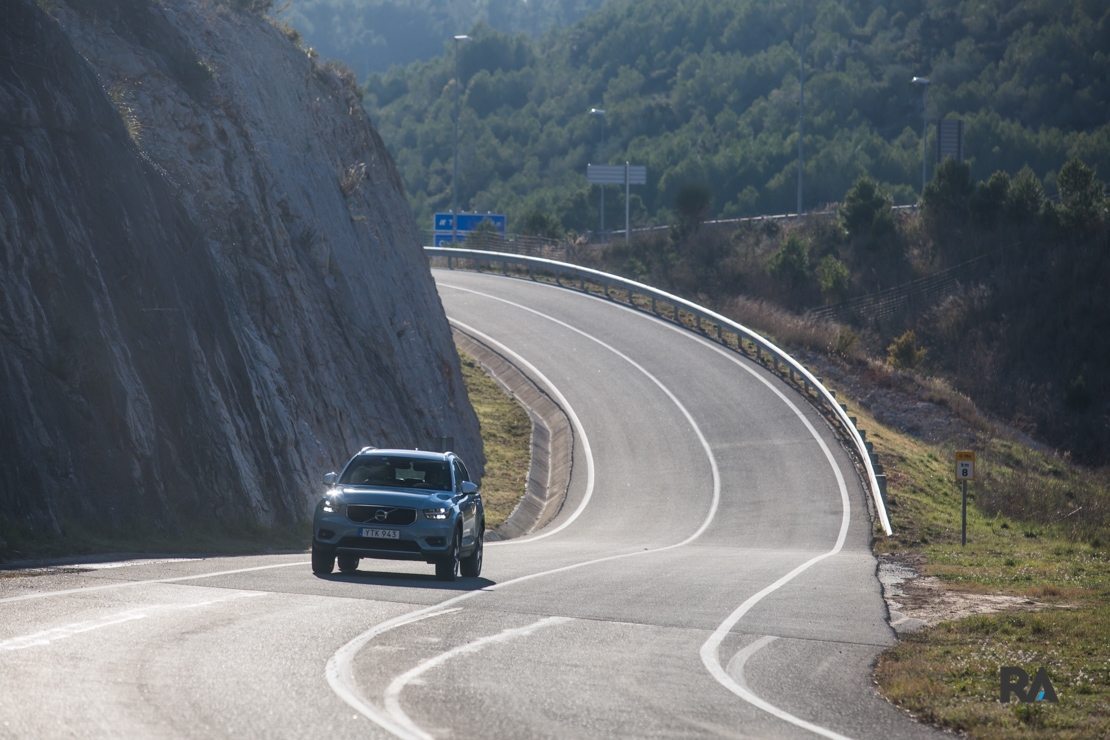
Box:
[331,487,454,508]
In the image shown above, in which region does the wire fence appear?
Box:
[807,251,999,324]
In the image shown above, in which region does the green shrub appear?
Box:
[815,254,850,303]
[922,158,974,222]
[766,233,809,287]
[1057,158,1105,231]
[971,170,1010,225]
[839,176,895,248]
[1065,375,1092,412]
[886,330,927,369]
[522,210,564,240]
[1005,166,1044,222]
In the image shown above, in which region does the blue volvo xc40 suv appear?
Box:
[312,448,484,581]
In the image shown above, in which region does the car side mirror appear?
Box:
[459,481,478,495]
[323,472,338,486]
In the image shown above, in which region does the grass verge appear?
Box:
[457,347,531,530]
[833,387,1110,738]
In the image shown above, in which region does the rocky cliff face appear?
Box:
[0,0,482,542]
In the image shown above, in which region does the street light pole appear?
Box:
[912,76,930,194]
[797,0,805,217]
[590,108,606,237]
[453,35,471,243]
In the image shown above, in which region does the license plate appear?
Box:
[359,528,399,539]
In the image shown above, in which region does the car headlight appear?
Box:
[322,498,340,514]
[422,507,449,520]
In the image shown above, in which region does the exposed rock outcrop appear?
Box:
[0,0,482,540]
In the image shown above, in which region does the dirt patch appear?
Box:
[879,554,1046,635]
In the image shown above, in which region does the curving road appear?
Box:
[0,270,944,739]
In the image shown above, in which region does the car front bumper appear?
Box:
[313,513,455,564]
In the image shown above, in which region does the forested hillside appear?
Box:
[284,0,605,76]
[361,0,1110,234]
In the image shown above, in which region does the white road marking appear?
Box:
[383,617,570,740]
[449,275,862,739]
[448,319,595,544]
[445,288,721,545]
[327,285,725,739]
[0,561,308,605]
[0,592,265,651]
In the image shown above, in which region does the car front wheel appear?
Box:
[435,529,460,581]
[311,544,335,575]
[460,525,483,578]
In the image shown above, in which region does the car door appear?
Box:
[453,460,477,548]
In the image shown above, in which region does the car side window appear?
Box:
[453,461,468,489]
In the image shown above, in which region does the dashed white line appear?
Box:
[383,617,570,740]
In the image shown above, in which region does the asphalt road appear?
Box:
[0,270,945,739]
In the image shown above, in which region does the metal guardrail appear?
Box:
[427,247,893,536]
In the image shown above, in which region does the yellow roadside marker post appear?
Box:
[955,451,975,546]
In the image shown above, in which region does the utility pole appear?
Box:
[452,35,471,243]
[797,0,805,217]
[590,108,606,237]
[912,77,930,194]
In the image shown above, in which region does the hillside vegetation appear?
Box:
[585,153,1108,465]
[362,0,1109,234]
[284,0,606,76]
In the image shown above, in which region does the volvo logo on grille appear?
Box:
[373,509,390,522]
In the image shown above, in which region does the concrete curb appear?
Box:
[452,328,573,542]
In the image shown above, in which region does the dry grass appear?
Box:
[457,348,530,529]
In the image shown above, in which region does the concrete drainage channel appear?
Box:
[451,326,573,541]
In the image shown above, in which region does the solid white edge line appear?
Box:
[445,287,722,545]
[724,634,778,688]
[447,274,861,740]
[0,560,309,605]
[383,617,570,739]
[447,318,595,544]
[327,286,724,739]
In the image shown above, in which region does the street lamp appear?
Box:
[912,76,930,194]
[590,108,605,236]
[797,0,805,217]
[452,35,471,243]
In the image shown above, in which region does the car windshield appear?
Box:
[338,455,452,491]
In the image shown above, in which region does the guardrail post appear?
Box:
[580,276,585,291]
[448,255,453,269]
[674,305,679,321]
[717,325,722,341]
[604,283,610,298]
[529,266,534,280]
[651,296,656,313]
[502,261,507,275]
[696,315,701,331]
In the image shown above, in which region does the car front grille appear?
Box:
[345,505,417,525]
[337,536,421,553]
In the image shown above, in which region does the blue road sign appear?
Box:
[434,213,507,238]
